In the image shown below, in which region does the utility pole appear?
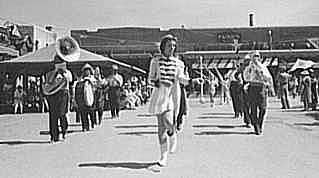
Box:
[199,56,205,104]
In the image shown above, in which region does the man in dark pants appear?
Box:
[242,88,252,127]
[107,65,123,119]
[44,56,73,142]
[75,63,96,131]
[310,70,318,110]
[278,68,291,109]
[239,55,252,128]
[229,72,243,119]
[247,83,267,134]
[43,36,78,142]
[47,89,69,141]
[243,51,273,135]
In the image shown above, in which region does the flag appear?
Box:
[11,25,21,38]
[289,59,315,72]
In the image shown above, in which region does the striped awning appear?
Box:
[192,59,238,69]
[0,45,19,56]
[192,57,278,69]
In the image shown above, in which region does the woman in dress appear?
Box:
[148,34,189,167]
[93,66,107,125]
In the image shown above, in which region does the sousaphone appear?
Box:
[42,36,80,96]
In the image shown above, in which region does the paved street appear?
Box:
[0,97,319,178]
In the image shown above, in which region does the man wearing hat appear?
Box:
[43,36,78,142]
[239,54,252,128]
[75,63,97,131]
[243,51,274,135]
[106,64,123,119]
[278,67,291,109]
[300,70,312,111]
[310,69,318,110]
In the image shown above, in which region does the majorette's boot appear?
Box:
[158,142,168,167]
[169,133,177,153]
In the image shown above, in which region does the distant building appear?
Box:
[0,24,57,59]
[71,26,319,71]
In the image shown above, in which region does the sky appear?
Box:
[1,0,319,33]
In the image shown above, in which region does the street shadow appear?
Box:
[0,140,50,145]
[202,112,233,116]
[268,105,303,111]
[305,112,319,121]
[115,124,157,129]
[196,116,234,120]
[281,109,304,112]
[78,161,158,170]
[39,129,83,135]
[118,131,157,136]
[68,123,82,127]
[195,131,255,136]
[193,124,246,129]
[294,122,319,126]
[290,105,304,109]
[136,114,155,118]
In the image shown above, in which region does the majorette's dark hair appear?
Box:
[159,34,177,55]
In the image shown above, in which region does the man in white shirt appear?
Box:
[243,51,274,135]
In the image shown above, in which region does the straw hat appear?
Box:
[81,63,94,74]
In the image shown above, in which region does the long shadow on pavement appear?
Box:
[202,112,234,116]
[195,131,255,136]
[305,112,319,121]
[118,131,157,136]
[39,129,83,135]
[115,124,157,129]
[294,122,319,126]
[196,116,234,120]
[136,114,155,118]
[78,162,158,169]
[68,123,82,127]
[0,140,50,145]
[193,124,247,129]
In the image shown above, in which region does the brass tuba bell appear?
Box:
[55,36,80,62]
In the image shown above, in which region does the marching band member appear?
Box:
[204,66,219,108]
[93,66,107,125]
[243,51,274,135]
[106,64,123,119]
[148,34,189,167]
[43,36,78,142]
[75,63,96,131]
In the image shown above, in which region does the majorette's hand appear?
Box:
[243,83,250,91]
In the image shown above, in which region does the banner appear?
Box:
[289,59,315,72]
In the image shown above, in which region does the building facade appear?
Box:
[71,26,319,71]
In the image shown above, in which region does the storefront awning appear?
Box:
[192,57,278,69]
[0,44,146,75]
[0,45,19,57]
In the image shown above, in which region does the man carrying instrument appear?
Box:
[43,36,78,143]
[75,63,96,131]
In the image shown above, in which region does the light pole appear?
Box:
[199,56,205,104]
[268,30,272,50]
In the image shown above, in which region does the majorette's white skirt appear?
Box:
[148,83,181,117]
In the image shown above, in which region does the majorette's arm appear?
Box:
[177,61,190,85]
[148,58,159,87]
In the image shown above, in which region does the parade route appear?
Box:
[0,97,319,178]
